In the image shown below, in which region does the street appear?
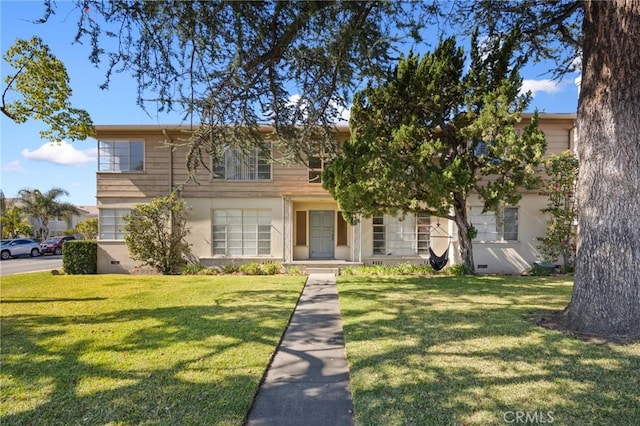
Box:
[0,255,63,276]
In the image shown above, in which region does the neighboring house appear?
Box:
[3,199,97,239]
[94,113,576,274]
[29,205,98,238]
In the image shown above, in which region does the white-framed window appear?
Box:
[372,213,430,256]
[372,216,386,255]
[212,209,271,256]
[416,213,431,255]
[213,145,271,180]
[469,206,519,242]
[98,141,144,172]
[99,209,130,240]
[308,155,327,183]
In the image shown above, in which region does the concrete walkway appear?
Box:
[245,273,354,426]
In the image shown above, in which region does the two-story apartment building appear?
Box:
[94,113,576,274]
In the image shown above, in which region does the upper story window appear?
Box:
[470,206,519,242]
[213,144,271,181]
[308,155,326,183]
[99,141,144,172]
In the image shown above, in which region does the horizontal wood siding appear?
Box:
[96,115,575,200]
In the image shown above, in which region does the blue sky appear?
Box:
[1,1,580,206]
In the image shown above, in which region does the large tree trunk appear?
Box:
[568,0,640,338]
[452,193,475,273]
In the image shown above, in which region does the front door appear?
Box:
[309,210,334,259]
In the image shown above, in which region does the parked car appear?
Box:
[40,235,76,255]
[0,238,42,260]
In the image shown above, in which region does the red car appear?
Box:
[40,236,76,255]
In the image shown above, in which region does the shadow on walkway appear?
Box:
[245,273,354,426]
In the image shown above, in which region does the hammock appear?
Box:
[429,246,449,271]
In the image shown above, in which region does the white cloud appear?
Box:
[2,160,26,173]
[21,141,96,165]
[333,100,351,122]
[520,79,563,96]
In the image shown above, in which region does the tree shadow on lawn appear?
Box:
[337,276,640,425]
[0,288,300,425]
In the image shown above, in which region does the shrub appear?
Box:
[260,262,281,275]
[444,264,472,276]
[340,264,436,277]
[538,151,579,269]
[123,193,191,275]
[63,240,97,274]
[74,217,98,240]
[182,263,217,275]
[239,263,263,275]
[286,266,302,276]
[530,262,555,276]
[223,264,239,274]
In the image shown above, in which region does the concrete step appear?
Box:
[306,267,340,276]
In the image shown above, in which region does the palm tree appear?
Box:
[1,206,33,238]
[17,188,79,241]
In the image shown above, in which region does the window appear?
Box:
[308,144,331,183]
[99,209,130,240]
[472,140,501,164]
[99,141,144,172]
[469,206,519,242]
[295,211,307,246]
[372,216,386,255]
[373,213,431,256]
[212,209,271,256]
[416,213,431,255]
[213,145,271,180]
[308,155,324,183]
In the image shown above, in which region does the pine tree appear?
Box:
[323,35,546,273]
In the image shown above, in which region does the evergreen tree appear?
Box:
[323,35,546,273]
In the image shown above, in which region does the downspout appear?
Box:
[163,129,174,194]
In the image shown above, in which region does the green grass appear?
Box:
[1,272,306,425]
[337,276,640,425]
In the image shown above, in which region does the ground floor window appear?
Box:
[99,209,130,240]
[373,213,430,256]
[469,206,519,242]
[212,209,271,256]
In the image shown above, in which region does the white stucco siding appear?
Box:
[96,198,150,274]
[468,193,548,274]
[186,197,284,263]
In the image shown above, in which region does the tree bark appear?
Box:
[568,0,640,338]
[452,192,475,273]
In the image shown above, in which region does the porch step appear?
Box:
[306,267,340,276]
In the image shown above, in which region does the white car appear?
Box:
[0,238,42,260]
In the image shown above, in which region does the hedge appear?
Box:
[62,240,97,274]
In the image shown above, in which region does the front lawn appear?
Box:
[0,272,306,425]
[338,276,640,425]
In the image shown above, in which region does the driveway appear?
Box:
[0,255,63,276]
